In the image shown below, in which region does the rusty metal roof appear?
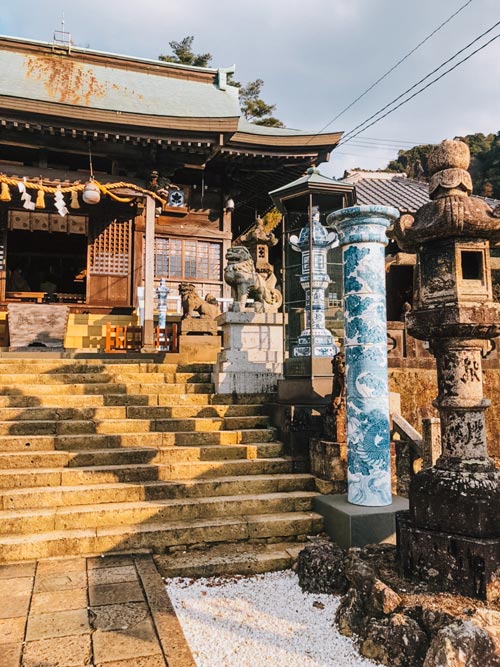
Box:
[0,36,241,120]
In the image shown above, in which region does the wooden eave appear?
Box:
[0,95,240,135]
[227,130,342,151]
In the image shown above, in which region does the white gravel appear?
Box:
[165,570,376,667]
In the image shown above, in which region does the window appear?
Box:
[154,238,221,282]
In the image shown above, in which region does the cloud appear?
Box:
[2,0,498,178]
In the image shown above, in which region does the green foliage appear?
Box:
[159,37,284,128]
[386,132,500,198]
[159,36,212,68]
[235,78,285,128]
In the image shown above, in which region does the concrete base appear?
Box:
[314,493,409,549]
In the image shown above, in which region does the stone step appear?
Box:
[155,541,306,578]
[0,382,215,395]
[0,473,315,509]
[0,491,318,534]
[0,372,212,384]
[0,511,323,562]
[0,457,295,488]
[0,447,158,469]
[0,443,283,469]
[0,361,213,373]
[0,392,268,408]
[0,428,277,452]
[0,404,266,421]
[0,415,269,436]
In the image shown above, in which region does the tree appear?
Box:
[235,78,284,128]
[159,36,284,128]
[385,132,500,198]
[159,36,212,68]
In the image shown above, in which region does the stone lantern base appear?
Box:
[397,511,500,602]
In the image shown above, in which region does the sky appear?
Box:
[1,0,499,178]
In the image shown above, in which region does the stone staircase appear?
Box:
[0,356,322,573]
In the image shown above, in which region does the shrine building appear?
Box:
[0,35,341,349]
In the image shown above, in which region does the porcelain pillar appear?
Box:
[289,209,339,357]
[327,205,399,506]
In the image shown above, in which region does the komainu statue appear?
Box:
[178,282,219,319]
[224,246,282,313]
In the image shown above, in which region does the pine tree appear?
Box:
[159,37,284,128]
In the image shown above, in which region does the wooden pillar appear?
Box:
[142,195,155,351]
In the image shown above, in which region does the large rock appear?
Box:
[423,621,500,667]
[296,543,348,594]
[361,613,429,667]
[336,588,365,637]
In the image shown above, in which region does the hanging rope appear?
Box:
[0,174,167,206]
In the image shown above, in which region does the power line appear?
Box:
[338,28,500,148]
[338,19,500,146]
[316,0,474,134]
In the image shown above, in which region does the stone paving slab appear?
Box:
[0,554,196,667]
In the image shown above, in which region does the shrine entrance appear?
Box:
[6,229,87,303]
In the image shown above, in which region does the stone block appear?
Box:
[87,565,138,587]
[314,494,409,549]
[23,634,92,667]
[31,588,88,614]
[26,608,90,641]
[88,581,145,607]
[0,617,25,644]
[0,594,30,619]
[309,438,347,483]
[397,511,500,602]
[92,619,162,664]
[0,642,22,667]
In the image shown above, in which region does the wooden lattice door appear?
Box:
[87,219,132,305]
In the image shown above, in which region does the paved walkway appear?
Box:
[0,554,196,667]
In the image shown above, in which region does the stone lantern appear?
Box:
[394,139,500,601]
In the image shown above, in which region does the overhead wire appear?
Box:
[337,25,500,148]
[314,0,475,135]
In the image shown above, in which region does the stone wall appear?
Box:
[389,368,500,458]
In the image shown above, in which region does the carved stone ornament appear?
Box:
[224,245,282,313]
[178,282,219,320]
[391,139,500,252]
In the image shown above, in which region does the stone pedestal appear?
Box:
[177,334,221,363]
[212,311,283,394]
[397,511,500,602]
[179,318,218,336]
[315,494,409,549]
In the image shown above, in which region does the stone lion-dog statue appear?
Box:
[178,283,219,319]
[224,246,282,312]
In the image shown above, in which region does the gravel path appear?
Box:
[165,570,376,667]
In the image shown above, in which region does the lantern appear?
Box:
[82,180,101,205]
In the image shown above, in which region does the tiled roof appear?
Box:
[341,171,500,213]
[342,172,429,212]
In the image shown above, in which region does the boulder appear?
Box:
[336,588,366,637]
[361,613,429,667]
[423,620,500,667]
[296,543,348,594]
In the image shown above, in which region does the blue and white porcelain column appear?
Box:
[327,205,400,506]
[289,208,339,357]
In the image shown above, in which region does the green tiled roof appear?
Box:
[0,36,240,119]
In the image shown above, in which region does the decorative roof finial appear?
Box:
[428,139,472,199]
